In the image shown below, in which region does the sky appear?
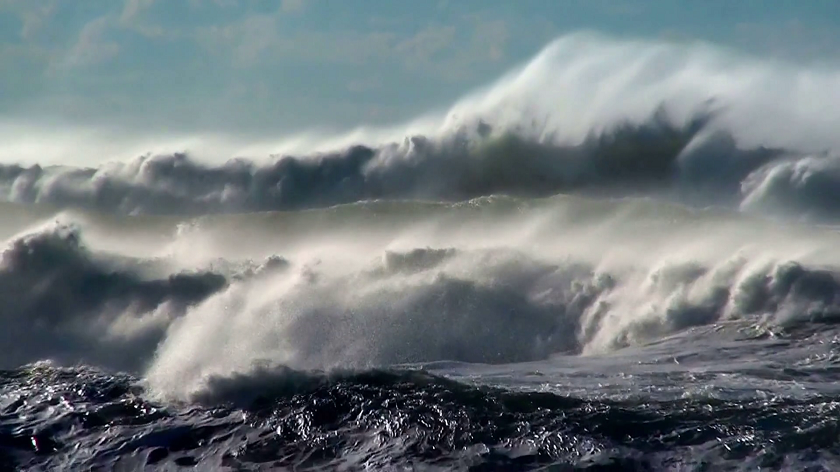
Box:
[1,0,840,155]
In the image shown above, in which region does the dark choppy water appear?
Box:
[5,321,840,471]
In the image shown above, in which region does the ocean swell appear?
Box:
[5,30,840,471]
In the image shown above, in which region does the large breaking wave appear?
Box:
[0,194,839,403]
[3,33,840,222]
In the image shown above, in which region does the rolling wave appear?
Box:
[0,116,832,221]
[0,198,839,401]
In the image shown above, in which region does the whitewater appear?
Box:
[4,33,840,470]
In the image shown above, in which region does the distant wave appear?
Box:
[0,116,833,220]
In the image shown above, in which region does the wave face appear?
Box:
[5,33,840,470]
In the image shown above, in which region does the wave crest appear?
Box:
[4,116,839,221]
[0,222,228,372]
[140,241,840,399]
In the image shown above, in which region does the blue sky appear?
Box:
[1,0,840,137]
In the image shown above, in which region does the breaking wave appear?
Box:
[0,197,839,402]
[2,34,840,222]
[0,222,228,372]
[0,115,832,221]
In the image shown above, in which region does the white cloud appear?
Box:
[187,0,239,8]
[394,19,510,81]
[197,14,396,67]
[64,17,120,68]
[471,19,508,62]
[121,0,156,24]
[281,0,305,13]
[189,5,512,83]
[347,75,382,93]
[0,0,59,41]
[194,10,511,83]
[21,3,58,41]
[233,15,279,65]
[197,14,280,67]
[395,24,456,64]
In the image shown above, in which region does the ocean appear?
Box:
[3,34,840,470]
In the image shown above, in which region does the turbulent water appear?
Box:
[4,33,840,470]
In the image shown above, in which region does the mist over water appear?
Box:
[5,33,840,470]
